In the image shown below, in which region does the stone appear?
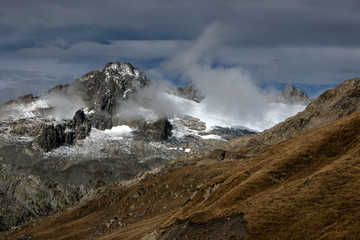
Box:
[36,109,91,152]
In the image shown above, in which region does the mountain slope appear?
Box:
[4,80,360,239]
[165,108,360,239]
[224,78,360,154]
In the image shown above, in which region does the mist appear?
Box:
[117,81,193,120]
[42,92,85,120]
[145,23,303,131]
[115,23,306,131]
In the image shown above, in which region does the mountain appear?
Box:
[278,83,312,105]
[2,77,360,239]
[0,62,255,231]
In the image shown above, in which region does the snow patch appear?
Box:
[103,125,133,140]
[200,134,223,140]
[123,89,132,99]
[45,125,134,158]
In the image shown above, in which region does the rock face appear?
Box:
[77,62,149,129]
[176,82,205,103]
[137,118,173,141]
[0,166,84,232]
[278,84,312,105]
[209,126,254,140]
[36,109,91,152]
[71,109,92,140]
[36,125,69,152]
[47,62,149,130]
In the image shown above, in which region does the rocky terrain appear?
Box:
[0,62,256,231]
[2,77,360,239]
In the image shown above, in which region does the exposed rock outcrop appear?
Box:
[134,118,173,142]
[36,109,91,152]
[71,109,92,140]
[175,82,205,103]
[0,169,84,231]
[278,84,312,105]
[46,62,149,130]
[77,62,149,129]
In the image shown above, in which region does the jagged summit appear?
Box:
[77,62,149,113]
[79,62,146,82]
[78,62,148,94]
[279,83,312,105]
[43,62,151,130]
[104,62,144,79]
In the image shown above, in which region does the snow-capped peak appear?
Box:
[105,62,141,78]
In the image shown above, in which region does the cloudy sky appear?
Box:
[1,0,360,104]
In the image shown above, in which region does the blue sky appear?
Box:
[1,0,360,104]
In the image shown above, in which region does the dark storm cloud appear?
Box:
[0,0,360,104]
[3,0,358,46]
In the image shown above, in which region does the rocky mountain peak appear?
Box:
[104,62,143,79]
[279,83,312,105]
[77,62,149,99]
[284,83,296,92]
[71,62,150,128]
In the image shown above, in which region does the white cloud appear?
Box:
[117,23,306,131]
